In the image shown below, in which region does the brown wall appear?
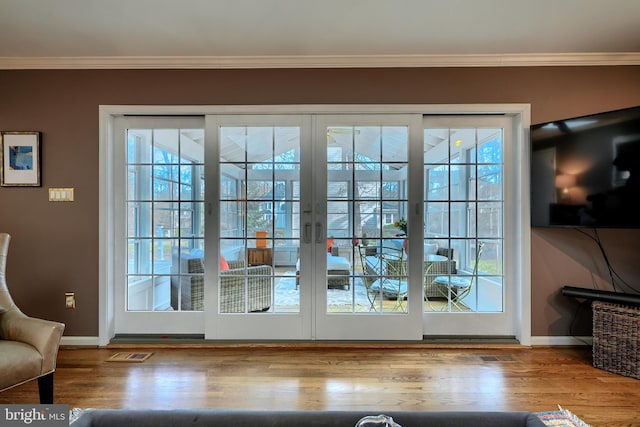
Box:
[1,66,639,338]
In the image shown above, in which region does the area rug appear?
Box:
[70,408,87,424]
[534,406,592,427]
[274,273,371,309]
[275,273,470,313]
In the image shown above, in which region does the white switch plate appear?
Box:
[49,188,74,202]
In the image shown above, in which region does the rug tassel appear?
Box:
[557,405,593,427]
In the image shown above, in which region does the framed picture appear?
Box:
[1,131,41,186]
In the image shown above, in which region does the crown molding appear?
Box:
[1,52,640,70]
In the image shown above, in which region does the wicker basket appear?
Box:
[592,301,640,379]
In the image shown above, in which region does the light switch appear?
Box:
[49,188,75,202]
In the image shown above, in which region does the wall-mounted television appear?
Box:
[530,106,640,228]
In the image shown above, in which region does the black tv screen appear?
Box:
[530,106,640,228]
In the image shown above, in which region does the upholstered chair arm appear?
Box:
[0,309,65,374]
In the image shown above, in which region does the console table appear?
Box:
[247,247,272,266]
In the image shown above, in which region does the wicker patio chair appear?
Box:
[171,256,272,313]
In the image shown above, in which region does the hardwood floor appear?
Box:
[1,344,639,426]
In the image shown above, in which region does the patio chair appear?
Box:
[171,252,272,313]
[423,247,457,299]
[358,243,408,312]
[432,241,484,310]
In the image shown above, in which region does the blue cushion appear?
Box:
[369,279,408,296]
[433,276,472,288]
[382,239,404,251]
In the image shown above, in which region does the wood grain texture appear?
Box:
[0,345,638,426]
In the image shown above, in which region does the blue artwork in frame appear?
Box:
[1,131,41,186]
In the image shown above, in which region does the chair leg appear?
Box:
[38,372,55,404]
[366,291,378,311]
[392,293,406,312]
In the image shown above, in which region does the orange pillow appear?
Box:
[220,254,230,271]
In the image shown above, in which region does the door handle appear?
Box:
[315,222,324,244]
[304,223,312,243]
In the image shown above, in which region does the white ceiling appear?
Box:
[1,0,640,69]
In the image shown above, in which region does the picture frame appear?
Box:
[0,131,41,186]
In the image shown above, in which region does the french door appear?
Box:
[312,115,422,339]
[206,115,421,340]
[114,116,206,334]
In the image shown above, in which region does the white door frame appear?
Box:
[99,104,531,346]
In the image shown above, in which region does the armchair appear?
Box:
[171,253,272,313]
[0,233,65,403]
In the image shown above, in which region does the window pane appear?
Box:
[424,125,504,314]
[246,127,273,162]
[425,165,449,201]
[355,126,381,160]
[424,129,449,165]
[219,124,300,315]
[153,129,179,164]
[128,129,152,163]
[126,127,205,312]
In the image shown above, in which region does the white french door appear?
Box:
[205,114,422,340]
[313,115,423,340]
[204,115,313,339]
[114,116,206,334]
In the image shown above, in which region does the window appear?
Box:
[126,128,205,311]
[423,126,504,312]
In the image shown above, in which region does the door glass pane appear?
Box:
[327,125,409,314]
[219,126,300,314]
[126,127,205,312]
[423,127,504,313]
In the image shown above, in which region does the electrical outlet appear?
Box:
[65,292,76,309]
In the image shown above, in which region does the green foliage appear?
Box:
[393,217,407,234]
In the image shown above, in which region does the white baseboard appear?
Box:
[60,335,592,347]
[531,336,592,346]
[60,336,100,347]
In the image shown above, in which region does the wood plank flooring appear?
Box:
[1,344,639,426]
